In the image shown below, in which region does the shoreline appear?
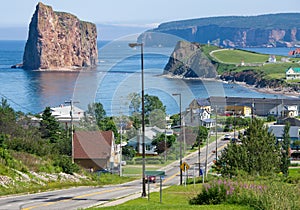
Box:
[235,81,300,98]
[160,74,300,98]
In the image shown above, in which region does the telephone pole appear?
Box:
[65,99,79,163]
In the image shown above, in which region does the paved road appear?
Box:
[0,137,229,210]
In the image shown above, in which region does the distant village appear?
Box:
[30,95,300,172]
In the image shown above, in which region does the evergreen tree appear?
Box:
[281,123,290,176]
[39,107,60,143]
[128,92,141,114]
[195,126,208,147]
[87,102,106,124]
[98,117,119,140]
[0,98,17,135]
[216,118,281,177]
[144,94,166,116]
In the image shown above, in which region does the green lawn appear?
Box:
[123,165,160,176]
[207,47,300,80]
[88,185,252,210]
[212,49,271,64]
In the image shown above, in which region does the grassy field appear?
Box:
[88,185,252,210]
[212,49,271,64]
[201,45,300,80]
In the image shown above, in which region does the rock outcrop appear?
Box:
[23,2,98,70]
[139,13,300,48]
[220,70,286,88]
[164,41,217,78]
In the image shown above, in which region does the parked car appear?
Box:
[145,175,156,183]
[96,168,111,175]
[223,134,231,140]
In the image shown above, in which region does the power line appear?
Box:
[0,92,34,113]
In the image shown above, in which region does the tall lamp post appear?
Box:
[172,93,182,185]
[129,42,146,197]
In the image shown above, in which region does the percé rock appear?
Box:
[139,13,300,48]
[164,41,217,78]
[23,2,98,70]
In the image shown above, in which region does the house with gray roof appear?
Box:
[127,126,166,155]
[268,125,300,149]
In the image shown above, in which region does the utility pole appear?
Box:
[198,111,202,176]
[205,132,210,179]
[65,99,79,163]
[215,105,218,162]
[119,118,125,177]
[172,93,182,185]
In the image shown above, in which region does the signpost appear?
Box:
[180,161,190,172]
[145,171,165,203]
[180,162,190,186]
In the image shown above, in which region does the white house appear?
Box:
[185,98,212,126]
[269,104,299,118]
[286,67,300,80]
[49,105,85,127]
[268,55,276,63]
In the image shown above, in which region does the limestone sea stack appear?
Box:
[164,41,217,78]
[23,2,98,70]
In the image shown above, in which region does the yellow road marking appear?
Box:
[22,186,130,210]
[162,143,227,184]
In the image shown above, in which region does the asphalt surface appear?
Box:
[0,136,229,210]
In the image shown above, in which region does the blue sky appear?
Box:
[0,0,299,40]
[1,0,299,26]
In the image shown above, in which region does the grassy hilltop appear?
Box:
[200,45,300,85]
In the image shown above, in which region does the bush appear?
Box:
[189,179,300,210]
[190,180,227,205]
[266,115,276,122]
[53,155,80,174]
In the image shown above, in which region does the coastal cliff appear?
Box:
[23,2,98,70]
[139,13,300,48]
[163,41,217,78]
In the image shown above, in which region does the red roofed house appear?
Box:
[73,130,117,171]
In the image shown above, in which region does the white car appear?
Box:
[223,134,231,140]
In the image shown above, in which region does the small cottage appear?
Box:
[286,67,300,80]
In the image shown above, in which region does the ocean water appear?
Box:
[0,40,293,115]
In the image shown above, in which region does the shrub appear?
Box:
[53,155,80,174]
[189,180,230,205]
[190,179,300,210]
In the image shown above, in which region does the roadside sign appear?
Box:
[180,162,190,172]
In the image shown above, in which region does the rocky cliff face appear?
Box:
[23,2,98,70]
[220,70,285,88]
[139,14,300,48]
[164,41,217,78]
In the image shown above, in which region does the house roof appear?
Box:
[286,67,300,73]
[127,126,166,146]
[268,125,299,138]
[202,118,216,123]
[196,98,211,106]
[50,105,84,120]
[282,118,300,126]
[73,131,113,159]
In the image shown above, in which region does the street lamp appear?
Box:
[128,42,146,197]
[172,93,183,185]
